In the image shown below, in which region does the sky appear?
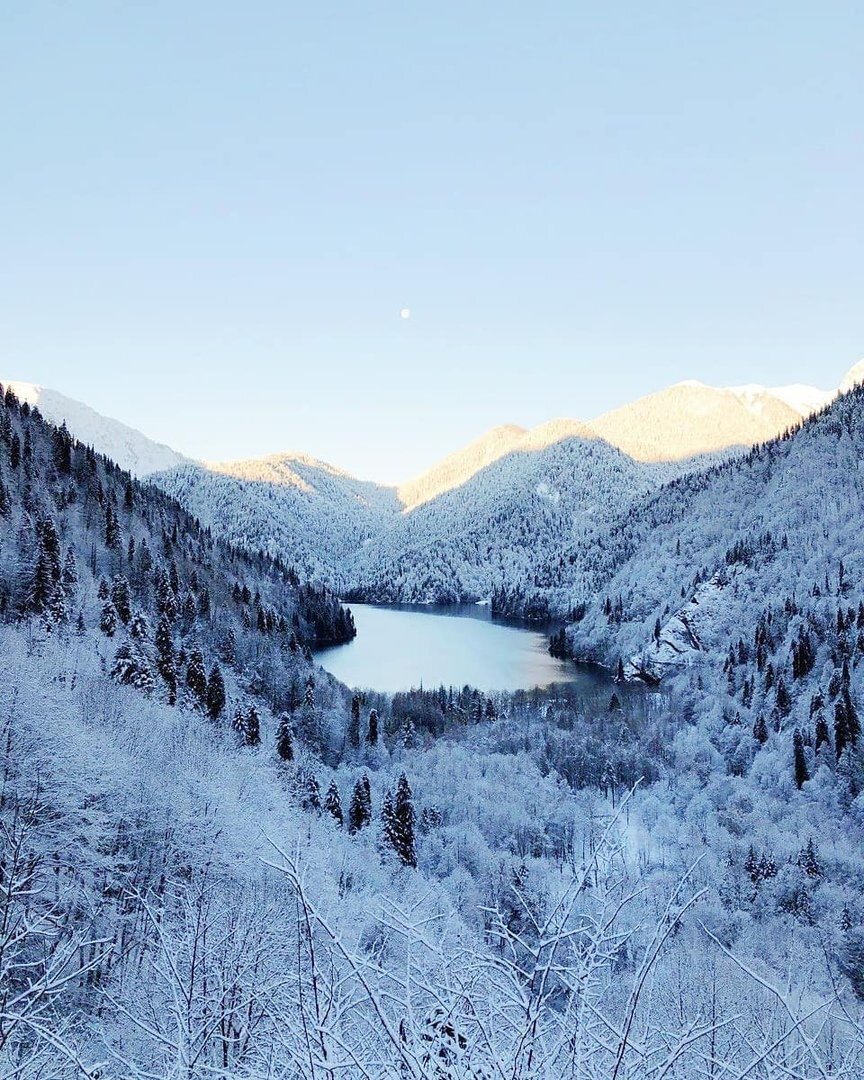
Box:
[1,2,862,482]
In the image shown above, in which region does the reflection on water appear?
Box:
[316,602,610,694]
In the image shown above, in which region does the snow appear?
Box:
[7,380,191,476]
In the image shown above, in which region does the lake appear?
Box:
[316,602,611,693]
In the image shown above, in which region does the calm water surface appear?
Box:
[316,603,609,693]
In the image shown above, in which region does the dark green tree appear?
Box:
[206,664,226,720]
[348,775,372,834]
[793,729,810,789]
[276,713,294,761]
[323,781,344,827]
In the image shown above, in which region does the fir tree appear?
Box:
[348,694,362,749]
[752,713,768,745]
[276,713,294,761]
[52,422,72,474]
[301,771,321,813]
[392,773,417,868]
[205,664,226,720]
[100,600,118,637]
[348,774,372,834]
[793,729,810,789]
[61,548,78,595]
[244,705,261,747]
[368,708,379,747]
[379,790,397,859]
[185,649,207,708]
[111,642,154,692]
[323,781,344,827]
[111,575,132,624]
[155,616,177,704]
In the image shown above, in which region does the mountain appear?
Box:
[561,378,864,692]
[589,379,830,463]
[4,364,857,601]
[157,455,399,585]
[349,435,683,607]
[4,377,864,1075]
[7,381,190,476]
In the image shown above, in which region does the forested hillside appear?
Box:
[3,379,864,1076]
[348,435,685,606]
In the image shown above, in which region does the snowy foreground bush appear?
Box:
[2,629,864,1079]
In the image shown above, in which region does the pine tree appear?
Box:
[111,576,132,624]
[775,678,792,718]
[368,708,379,746]
[798,837,822,879]
[185,649,207,708]
[276,713,294,761]
[100,600,118,637]
[61,548,78,595]
[301,771,321,813]
[348,774,372,834]
[323,782,344,827]
[348,694,362,749]
[793,729,810,789]
[379,790,397,858]
[392,773,417,868]
[52,422,72,474]
[206,664,226,720]
[155,616,177,704]
[104,502,121,550]
[835,691,861,760]
[111,642,154,692]
[244,705,261,747]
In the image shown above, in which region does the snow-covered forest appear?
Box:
[3,378,864,1077]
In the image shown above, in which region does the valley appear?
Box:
[3,368,864,1077]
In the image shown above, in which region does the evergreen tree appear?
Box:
[51,421,72,474]
[798,837,822,879]
[348,774,372,834]
[30,519,62,613]
[392,773,417,868]
[368,708,379,747]
[379,790,397,859]
[276,713,294,761]
[835,690,861,760]
[753,713,768,745]
[111,575,132,624]
[323,781,344,827]
[348,694,362,749]
[244,704,261,747]
[793,729,810,789]
[185,648,207,708]
[155,616,177,704]
[205,663,226,720]
[104,502,121,550]
[61,548,78,595]
[301,771,321,813]
[111,642,154,692]
[100,600,118,637]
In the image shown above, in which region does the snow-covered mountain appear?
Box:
[156,456,399,585]
[5,372,864,1074]
[5,363,858,595]
[589,379,830,463]
[7,381,191,476]
[562,377,864,688]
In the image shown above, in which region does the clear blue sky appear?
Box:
[1,2,861,481]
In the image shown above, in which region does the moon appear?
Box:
[400,307,411,320]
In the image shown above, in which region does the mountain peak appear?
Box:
[4,380,190,477]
